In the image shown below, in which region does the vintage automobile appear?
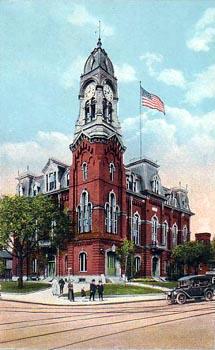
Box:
[166,275,215,304]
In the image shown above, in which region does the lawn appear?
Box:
[0,281,51,293]
[131,279,177,289]
[75,283,164,296]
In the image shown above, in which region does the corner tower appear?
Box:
[68,39,127,279]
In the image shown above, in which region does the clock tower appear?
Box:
[68,38,127,278]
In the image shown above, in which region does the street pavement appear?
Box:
[0,299,214,349]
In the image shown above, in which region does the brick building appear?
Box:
[15,39,193,281]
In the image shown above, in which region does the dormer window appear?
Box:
[173,195,177,207]
[109,163,115,181]
[47,172,56,191]
[67,173,70,187]
[152,175,160,194]
[128,174,136,192]
[82,162,88,181]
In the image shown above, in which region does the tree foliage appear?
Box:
[0,195,70,287]
[116,239,135,280]
[171,241,214,274]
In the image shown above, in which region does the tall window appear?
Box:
[85,98,96,123]
[77,191,92,233]
[82,162,88,181]
[49,172,56,191]
[152,216,159,243]
[105,191,119,234]
[134,256,141,273]
[109,162,115,181]
[162,221,168,246]
[183,225,188,242]
[128,174,136,192]
[67,173,70,186]
[172,223,178,247]
[103,99,112,123]
[152,175,160,194]
[132,212,141,245]
[79,252,87,272]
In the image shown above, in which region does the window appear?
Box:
[172,195,177,207]
[79,252,87,272]
[128,174,136,192]
[85,98,96,123]
[132,212,141,245]
[109,163,115,181]
[82,162,88,181]
[162,221,168,246]
[103,99,112,123]
[105,191,119,234]
[183,225,188,242]
[152,175,160,194]
[134,256,141,273]
[67,173,70,186]
[172,224,178,247]
[49,172,56,191]
[77,191,92,233]
[152,216,158,243]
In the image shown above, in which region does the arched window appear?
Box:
[109,162,115,182]
[79,252,87,272]
[128,174,136,192]
[132,212,141,245]
[77,191,92,233]
[152,216,159,243]
[152,175,160,194]
[85,98,96,123]
[105,191,119,234]
[162,221,168,246]
[183,225,188,242]
[103,99,112,123]
[82,162,88,181]
[134,256,141,273]
[172,223,178,247]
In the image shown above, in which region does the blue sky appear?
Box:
[1,0,215,235]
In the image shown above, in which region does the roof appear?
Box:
[0,250,12,259]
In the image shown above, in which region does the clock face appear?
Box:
[103,84,113,102]
[84,83,96,100]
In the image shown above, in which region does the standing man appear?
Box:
[89,279,97,301]
[68,280,75,302]
[97,280,104,301]
[59,278,65,296]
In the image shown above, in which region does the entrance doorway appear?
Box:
[152,256,160,277]
[107,252,116,276]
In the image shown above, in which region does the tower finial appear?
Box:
[97,20,102,47]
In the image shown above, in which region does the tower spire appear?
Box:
[97,20,102,47]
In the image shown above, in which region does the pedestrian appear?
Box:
[68,280,75,302]
[59,278,65,296]
[89,279,97,301]
[97,280,104,301]
[51,278,59,296]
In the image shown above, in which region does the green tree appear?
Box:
[172,241,213,275]
[0,195,70,288]
[116,240,135,281]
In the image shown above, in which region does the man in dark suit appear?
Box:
[97,280,104,301]
[89,279,97,301]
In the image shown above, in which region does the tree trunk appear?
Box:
[18,256,24,288]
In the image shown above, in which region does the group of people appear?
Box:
[51,278,104,302]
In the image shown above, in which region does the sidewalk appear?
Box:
[1,283,167,306]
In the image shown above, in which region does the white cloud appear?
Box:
[68,4,114,37]
[61,56,85,89]
[185,64,215,104]
[0,131,72,195]
[115,63,137,83]
[187,7,215,51]
[140,52,163,76]
[157,68,186,88]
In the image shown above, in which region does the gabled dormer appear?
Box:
[42,158,69,193]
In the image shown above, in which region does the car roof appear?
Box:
[178,275,209,281]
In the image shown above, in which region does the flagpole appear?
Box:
[139,81,142,159]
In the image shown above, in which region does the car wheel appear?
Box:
[176,293,186,305]
[205,290,213,301]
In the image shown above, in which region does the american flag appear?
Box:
[141,87,165,114]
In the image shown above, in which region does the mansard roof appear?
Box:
[42,158,69,173]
